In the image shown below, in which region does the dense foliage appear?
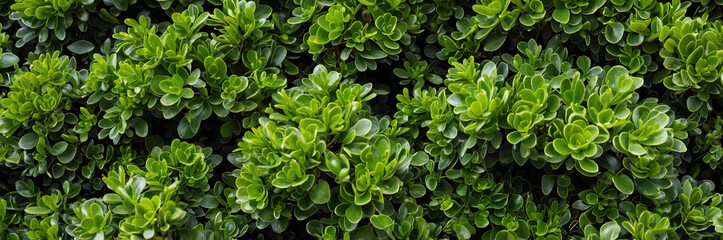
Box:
[2,0,723,239]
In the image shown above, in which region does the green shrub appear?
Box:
[2,0,723,239]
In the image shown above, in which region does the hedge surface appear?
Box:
[1,0,723,239]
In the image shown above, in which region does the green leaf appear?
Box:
[578,159,599,173]
[112,0,129,11]
[19,133,39,150]
[345,205,363,223]
[484,33,506,52]
[410,152,429,166]
[25,206,51,215]
[359,49,387,60]
[600,221,621,240]
[409,184,426,198]
[310,181,331,204]
[541,175,555,195]
[370,215,394,229]
[48,141,68,156]
[133,118,149,137]
[448,94,464,106]
[220,121,236,138]
[0,53,19,68]
[177,117,197,139]
[58,145,77,164]
[687,96,703,112]
[552,9,570,24]
[636,179,660,196]
[612,174,634,195]
[605,22,625,44]
[200,195,219,208]
[350,119,372,136]
[67,40,95,54]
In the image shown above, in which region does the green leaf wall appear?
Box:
[1,0,723,239]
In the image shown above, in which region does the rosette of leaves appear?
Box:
[445,57,511,144]
[446,0,548,58]
[525,198,571,239]
[371,12,408,57]
[305,4,352,55]
[207,0,273,61]
[286,0,321,25]
[67,199,114,239]
[206,47,291,135]
[506,74,560,158]
[697,115,723,169]
[615,106,694,199]
[674,177,723,238]
[605,44,657,75]
[437,0,548,62]
[621,204,674,239]
[90,57,153,144]
[20,187,81,239]
[549,0,605,38]
[156,73,197,106]
[88,6,221,142]
[587,66,643,130]
[612,102,685,157]
[573,174,624,226]
[396,57,514,171]
[102,167,189,239]
[502,38,557,77]
[128,139,217,197]
[232,65,416,237]
[303,1,415,72]
[24,214,60,239]
[8,0,125,52]
[218,75,252,112]
[395,87,470,170]
[545,118,609,175]
[392,54,443,88]
[0,52,84,177]
[429,173,529,239]
[657,17,723,119]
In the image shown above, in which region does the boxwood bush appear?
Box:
[2,0,723,239]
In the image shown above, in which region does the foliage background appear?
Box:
[1,0,723,239]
